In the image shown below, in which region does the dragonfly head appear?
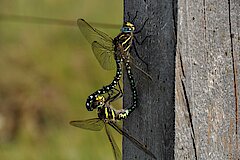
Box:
[89,95,105,110]
[121,22,135,33]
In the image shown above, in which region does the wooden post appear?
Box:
[175,0,239,159]
[123,1,176,159]
[123,0,239,159]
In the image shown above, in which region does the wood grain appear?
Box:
[123,0,239,159]
[123,0,176,159]
[175,0,239,159]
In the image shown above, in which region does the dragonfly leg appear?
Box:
[134,18,149,34]
[131,40,148,67]
[134,35,151,45]
[106,83,123,103]
[117,82,123,95]
[112,85,123,101]
[127,11,148,34]
[127,11,139,23]
[131,11,138,23]
[108,91,122,102]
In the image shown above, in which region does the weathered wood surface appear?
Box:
[123,0,239,160]
[123,0,176,159]
[175,0,239,159]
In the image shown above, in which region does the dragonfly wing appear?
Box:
[108,122,157,159]
[78,18,113,45]
[78,19,115,70]
[128,56,152,80]
[105,123,122,160]
[69,118,104,131]
[92,41,115,70]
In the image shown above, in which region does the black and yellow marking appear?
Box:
[78,19,146,116]
[85,55,122,111]
[113,22,138,115]
[73,17,154,160]
[70,99,157,160]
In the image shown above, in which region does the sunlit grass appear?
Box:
[0,0,123,159]
[0,126,121,160]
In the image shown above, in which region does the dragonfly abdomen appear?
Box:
[115,29,138,116]
[124,59,137,115]
[86,55,122,111]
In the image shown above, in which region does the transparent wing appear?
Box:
[92,41,116,70]
[78,19,115,70]
[78,18,113,46]
[69,118,104,131]
[108,122,157,159]
[105,123,122,160]
[128,56,152,80]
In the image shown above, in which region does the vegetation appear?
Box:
[0,0,123,159]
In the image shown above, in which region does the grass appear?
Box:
[0,0,123,159]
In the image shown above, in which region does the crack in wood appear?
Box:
[228,0,239,136]
[179,50,185,78]
[181,79,198,160]
[228,0,239,157]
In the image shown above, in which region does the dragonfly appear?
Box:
[78,12,151,115]
[70,94,157,160]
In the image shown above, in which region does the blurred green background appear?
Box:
[0,0,123,159]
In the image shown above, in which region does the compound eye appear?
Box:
[122,27,130,32]
[122,27,132,32]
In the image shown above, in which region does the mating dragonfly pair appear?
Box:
[70,12,156,160]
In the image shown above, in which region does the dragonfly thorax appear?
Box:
[113,29,134,55]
